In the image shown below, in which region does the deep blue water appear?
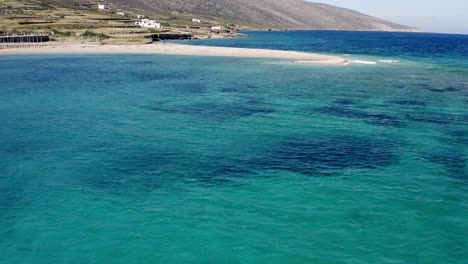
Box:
[1,31,467,263]
[184,30,468,65]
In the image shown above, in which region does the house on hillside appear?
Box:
[98,4,110,10]
[211,25,224,31]
[116,11,125,16]
[135,19,162,29]
[192,18,201,23]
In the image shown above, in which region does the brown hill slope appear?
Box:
[46,0,419,31]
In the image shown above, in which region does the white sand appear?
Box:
[0,43,347,65]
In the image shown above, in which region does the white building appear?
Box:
[116,12,125,16]
[135,19,162,29]
[211,25,223,30]
[98,4,110,10]
[192,19,201,23]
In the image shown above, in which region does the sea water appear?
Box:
[0,31,467,263]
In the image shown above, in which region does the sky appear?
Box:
[314,0,468,34]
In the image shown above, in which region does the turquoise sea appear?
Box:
[1,31,467,263]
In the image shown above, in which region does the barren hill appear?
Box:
[46,0,419,31]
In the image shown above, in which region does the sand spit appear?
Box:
[0,43,347,65]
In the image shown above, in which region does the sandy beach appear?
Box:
[0,43,347,65]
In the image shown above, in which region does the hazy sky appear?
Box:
[314,0,468,34]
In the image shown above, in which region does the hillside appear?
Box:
[90,0,418,31]
[1,0,243,45]
[0,0,418,46]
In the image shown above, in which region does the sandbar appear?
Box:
[0,43,347,65]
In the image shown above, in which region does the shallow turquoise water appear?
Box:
[1,32,467,263]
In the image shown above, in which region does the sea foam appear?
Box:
[350,60,377,65]
[379,60,400,63]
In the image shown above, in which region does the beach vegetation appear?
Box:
[82,30,109,39]
[147,28,160,34]
[51,29,73,36]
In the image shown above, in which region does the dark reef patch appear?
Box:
[80,151,177,192]
[0,164,24,216]
[221,84,260,94]
[79,149,259,191]
[0,183,22,214]
[131,61,158,65]
[246,84,260,89]
[364,113,405,127]
[130,69,189,81]
[422,152,467,179]
[222,87,241,93]
[0,137,50,156]
[130,71,173,81]
[418,84,430,87]
[444,129,468,146]
[148,105,179,114]
[318,105,405,127]
[444,86,462,92]
[405,114,449,125]
[76,136,400,191]
[173,83,206,94]
[428,88,447,93]
[245,97,267,104]
[405,112,465,126]
[192,162,256,185]
[149,100,274,120]
[385,100,427,107]
[180,102,274,119]
[1,142,31,156]
[333,99,355,105]
[427,86,463,93]
[262,136,398,175]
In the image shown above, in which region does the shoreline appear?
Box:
[0,43,348,65]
